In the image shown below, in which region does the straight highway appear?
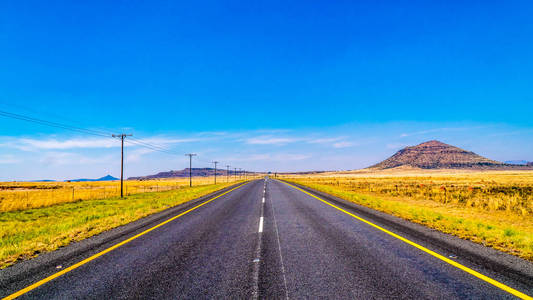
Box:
[1,179,532,299]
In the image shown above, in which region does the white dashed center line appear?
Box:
[252,179,267,299]
[258,217,264,233]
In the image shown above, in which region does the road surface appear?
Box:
[1,179,532,299]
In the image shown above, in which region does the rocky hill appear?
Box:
[129,168,238,180]
[370,140,515,170]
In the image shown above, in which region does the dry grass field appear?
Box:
[283,169,533,260]
[0,176,249,212]
[0,177,251,268]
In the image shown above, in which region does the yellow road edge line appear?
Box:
[3,183,249,300]
[282,181,532,300]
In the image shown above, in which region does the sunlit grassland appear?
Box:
[0,176,247,212]
[283,170,533,261]
[0,180,241,269]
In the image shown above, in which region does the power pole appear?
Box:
[234,167,237,181]
[185,153,197,187]
[238,168,242,180]
[212,161,219,184]
[226,165,230,182]
[112,133,132,198]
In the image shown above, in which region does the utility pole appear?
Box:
[185,153,197,187]
[238,168,242,180]
[226,165,230,183]
[212,161,219,184]
[234,167,237,181]
[112,133,132,198]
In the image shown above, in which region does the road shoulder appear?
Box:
[280,179,533,289]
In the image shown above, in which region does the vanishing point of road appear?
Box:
[1,179,532,299]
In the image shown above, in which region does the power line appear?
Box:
[0,108,245,178]
[0,101,88,129]
[125,138,181,156]
[0,109,184,157]
[0,110,111,138]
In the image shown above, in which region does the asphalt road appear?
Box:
[1,178,532,299]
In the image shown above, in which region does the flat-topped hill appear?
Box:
[370,140,509,170]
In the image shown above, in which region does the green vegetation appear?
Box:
[0,182,236,269]
[285,173,533,261]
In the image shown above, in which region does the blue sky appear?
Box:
[1,1,532,180]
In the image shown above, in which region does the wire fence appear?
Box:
[0,176,257,212]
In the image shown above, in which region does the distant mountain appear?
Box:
[129,168,235,180]
[370,140,517,170]
[505,160,528,165]
[98,175,119,181]
[67,175,118,182]
[528,162,533,167]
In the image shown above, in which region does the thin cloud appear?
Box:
[399,126,485,138]
[245,136,300,145]
[139,137,203,145]
[197,131,229,136]
[307,137,343,144]
[224,153,311,162]
[400,128,447,138]
[0,155,19,164]
[39,152,114,166]
[487,129,533,137]
[1,136,203,151]
[18,138,117,150]
[246,135,351,146]
[273,154,311,161]
[332,141,354,148]
[127,148,156,162]
[387,142,410,149]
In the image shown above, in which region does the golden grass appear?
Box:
[0,176,254,212]
[0,181,242,269]
[283,170,533,260]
